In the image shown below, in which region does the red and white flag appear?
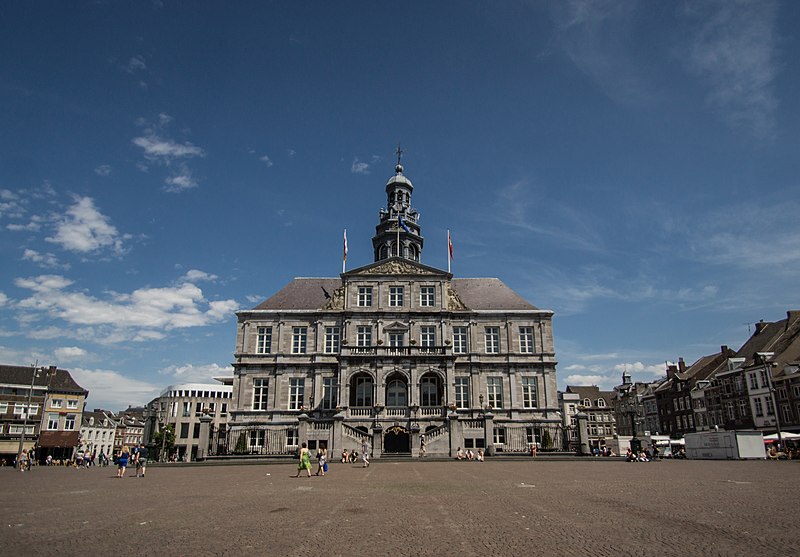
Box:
[343,229,348,262]
[448,229,454,261]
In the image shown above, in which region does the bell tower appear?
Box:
[372,147,424,262]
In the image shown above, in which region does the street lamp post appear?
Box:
[626,398,641,453]
[764,358,784,451]
[17,362,41,470]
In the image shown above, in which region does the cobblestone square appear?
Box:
[2,459,797,556]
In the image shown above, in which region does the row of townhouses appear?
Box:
[0,364,147,464]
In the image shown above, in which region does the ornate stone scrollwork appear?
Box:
[446,285,469,311]
[361,261,436,275]
[323,287,346,310]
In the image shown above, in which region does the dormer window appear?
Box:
[583,398,591,407]
[597,399,605,407]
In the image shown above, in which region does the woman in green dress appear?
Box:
[293,442,312,477]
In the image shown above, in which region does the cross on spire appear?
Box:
[395,143,404,167]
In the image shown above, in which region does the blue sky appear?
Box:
[1,1,798,410]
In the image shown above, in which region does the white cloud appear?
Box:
[94,164,112,176]
[259,155,274,167]
[351,157,370,175]
[45,196,127,255]
[133,134,205,159]
[22,249,69,270]
[287,149,296,157]
[159,362,234,383]
[164,170,197,192]
[564,374,619,389]
[246,294,264,304]
[123,55,147,74]
[54,346,88,362]
[69,367,161,410]
[13,273,237,344]
[181,269,218,283]
[682,1,779,138]
[0,292,8,306]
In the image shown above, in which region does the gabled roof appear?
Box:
[566,385,614,406]
[451,278,538,311]
[0,364,87,395]
[736,311,800,367]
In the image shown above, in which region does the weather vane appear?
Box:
[396,143,404,166]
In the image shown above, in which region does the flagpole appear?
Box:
[342,228,347,274]
[447,229,451,273]
[396,216,400,258]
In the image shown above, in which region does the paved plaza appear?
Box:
[1,459,797,556]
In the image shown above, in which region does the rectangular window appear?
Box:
[357,326,372,347]
[324,326,340,353]
[522,377,538,408]
[484,327,500,354]
[765,398,775,415]
[9,425,35,435]
[388,332,404,347]
[781,405,791,423]
[250,430,265,450]
[292,327,307,354]
[253,379,269,411]
[389,286,404,307]
[14,403,25,416]
[738,399,749,417]
[195,402,203,416]
[358,286,373,307]
[452,326,469,354]
[519,327,534,353]
[455,377,470,409]
[289,378,305,410]
[0,402,7,414]
[51,399,63,409]
[493,427,506,445]
[322,377,337,410]
[221,403,228,416]
[67,399,78,409]
[420,286,435,307]
[487,377,503,409]
[754,398,763,417]
[749,373,758,390]
[256,326,272,354]
[287,428,299,447]
[47,413,60,430]
[64,414,76,430]
[180,423,189,439]
[182,402,191,417]
[420,326,436,347]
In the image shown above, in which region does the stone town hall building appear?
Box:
[227,162,559,458]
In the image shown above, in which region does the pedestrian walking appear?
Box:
[135,444,149,477]
[361,440,370,468]
[117,446,130,478]
[293,442,312,477]
[315,446,327,476]
[419,434,426,458]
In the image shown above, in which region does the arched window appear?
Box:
[420,374,442,407]
[379,245,388,260]
[350,373,373,407]
[386,374,407,407]
[583,398,591,407]
[597,398,606,407]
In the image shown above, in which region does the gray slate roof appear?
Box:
[0,364,87,394]
[250,277,539,311]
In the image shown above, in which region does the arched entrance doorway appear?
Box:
[383,425,410,453]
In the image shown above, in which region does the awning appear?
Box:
[38,431,80,448]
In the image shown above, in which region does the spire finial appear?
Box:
[395,143,404,173]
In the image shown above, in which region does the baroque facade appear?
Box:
[228,162,559,458]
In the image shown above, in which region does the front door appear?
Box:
[383,425,410,453]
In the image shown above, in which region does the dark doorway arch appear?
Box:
[383,425,410,453]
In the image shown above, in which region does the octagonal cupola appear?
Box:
[372,158,424,262]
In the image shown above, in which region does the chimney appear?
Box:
[720,345,728,355]
[622,370,632,385]
[678,357,686,373]
[755,319,767,334]
[666,363,678,380]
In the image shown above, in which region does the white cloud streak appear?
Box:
[45,196,127,255]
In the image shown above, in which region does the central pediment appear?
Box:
[344,257,451,279]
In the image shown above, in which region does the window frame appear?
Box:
[484,327,500,354]
[487,376,504,409]
[419,286,435,307]
[519,326,534,353]
[292,326,308,354]
[455,377,470,409]
[324,326,341,354]
[452,326,469,354]
[256,326,272,354]
[357,286,373,307]
[288,378,305,410]
[253,378,269,411]
[521,377,538,409]
[389,286,404,307]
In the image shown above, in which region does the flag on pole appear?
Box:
[448,230,454,261]
[343,229,348,262]
[398,214,411,234]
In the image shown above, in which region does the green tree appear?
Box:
[542,429,553,450]
[234,432,247,454]
[153,424,175,461]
